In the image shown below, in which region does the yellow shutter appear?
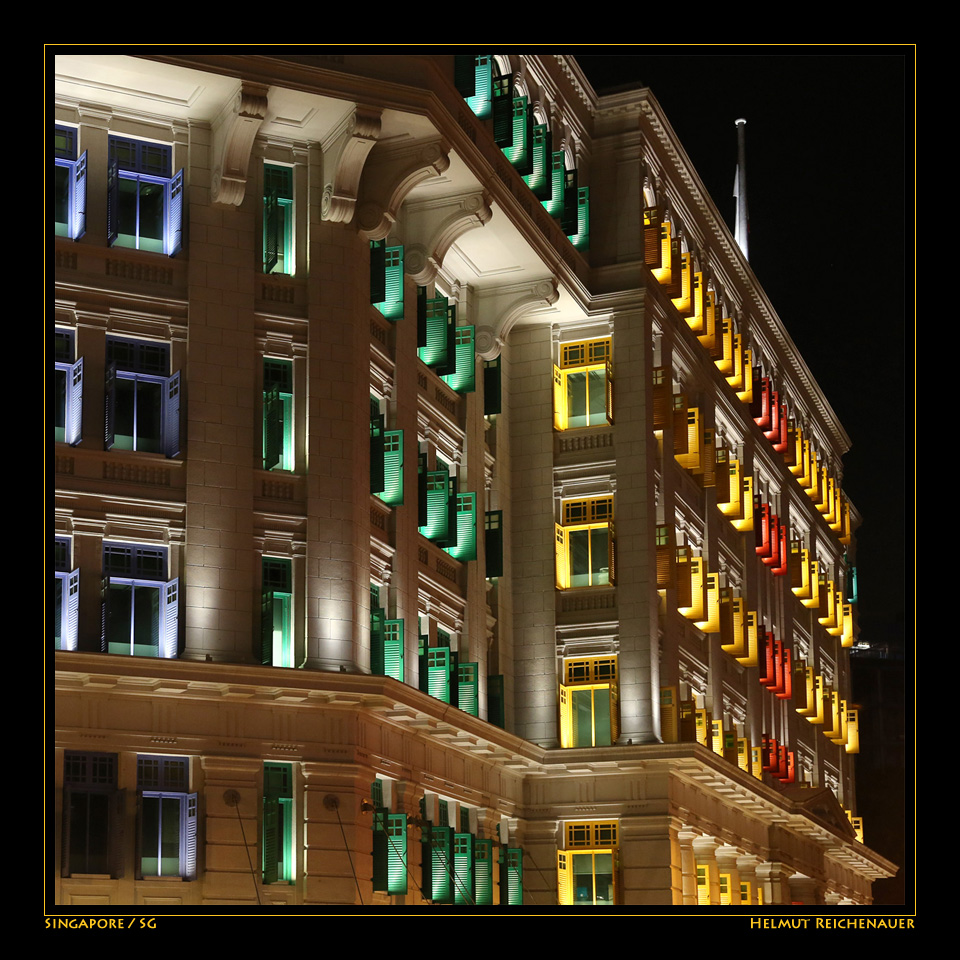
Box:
[553,365,567,430]
[555,524,569,589]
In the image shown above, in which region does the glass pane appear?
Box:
[107,583,134,653]
[116,177,139,247]
[55,368,67,441]
[138,181,165,252]
[114,378,136,449]
[572,688,593,747]
[571,852,596,904]
[69,791,110,875]
[591,527,610,585]
[55,164,70,234]
[569,528,590,587]
[588,369,606,423]
[566,371,587,428]
[132,585,161,656]
[594,852,614,904]
[141,795,160,875]
[594,687,612,746]
[272,592,292,668]
[135,380,162,453]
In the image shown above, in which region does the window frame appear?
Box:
[263,162,294,276]
[555,496,615,589]
[261,557,293,668]
[104,337,180,458]
[107,135,183,256]
[263,762,295,884]
[263,358,294,471]
[61,751,124,878]
[102,542,179,659]
[553,338,612,430]
[136,755,197,881]
[557,821,618,906]
[54,537,80,651]
[559,656,619,748]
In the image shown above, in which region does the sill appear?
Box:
[138,875,186,882]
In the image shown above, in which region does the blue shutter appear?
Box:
[72,151,87,239]
[163,371,181,458]
[106,157,119,246]
[166,169,184,256]
[160,579,179,659]
[104,361,116,449]
[64,569,80,651]
[182,793,198,880]
[66,358,83,445]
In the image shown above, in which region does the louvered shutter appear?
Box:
[163,372,181,458]
[166,169,184,256]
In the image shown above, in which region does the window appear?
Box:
[557,821,617,906]
[105,337,180,457]
[137,755,197,880]
[108,136,183,255]
[102,542,179,658]
[371,778,407,895]
[263,359,293,471]
[261,558,293,667]
[559,656,619,748]
[263,762,294,883]
[54,537,79,651]
[553,338,612,430]
[370,240,404,320]
[263,163,294,274]
[54,330,83,445]
[555,496,615,589]
[62,752,123,877]
[54,125,86,239]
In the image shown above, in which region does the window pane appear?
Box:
[133,585,161,656]
[55,164,70,234]
[566,371,587,428]
[55,368,67,441]
[138,181,165,252]
[569,528,590,587]
[107,583,133,653]
[135,380,163,453]
[588,369,606,423]
[593,687,612,746]
[591,527,610,585]
[572,688,593,747]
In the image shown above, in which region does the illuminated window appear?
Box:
[558,821,618,906]
[555,496,614,589]
[560,656,619,748]
[263,163,293,275]
[105,337,180,458]
[54,330,83,445]
[54,124,86,239]
[137,755,197,880]
[553,338,612,429]
[54,537,79,651]
[107,136,183,255]
[102,542,179,658]
[263,359,293,471]
[61,752,121,877]
[263,762,294,883]
[261,558,293,667]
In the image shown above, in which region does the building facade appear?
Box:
[52,53,894,907]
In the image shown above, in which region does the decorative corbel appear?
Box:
[210,83,269,206]
[321,105,382,223]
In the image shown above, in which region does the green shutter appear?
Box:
[372,806,389,891]
[457,662,479,717]
[263,385,282,470]
[419,295,450,367]
[454,54,477,97]
[441,325,476,394]
[500,847,523,905]
[475,839,494,905]
[419,467,451,541]
[542,151,565,216]
[562,168,579,236]
[445,491,477,562]
[568,186,590,250]
[260,591,275,665]
[523,124,552,199]
[485,510,503,578]
[386,813,407,894]
[370,605,385,675]
[383,619,404,682]
[427,647,451,703]
[461,56,493,119]
[492,75,515,146]
[374,246,404,320]
[430,825,454,903]
[381,430,404,506]
[501,96,532,174]
[453,832,475,904]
